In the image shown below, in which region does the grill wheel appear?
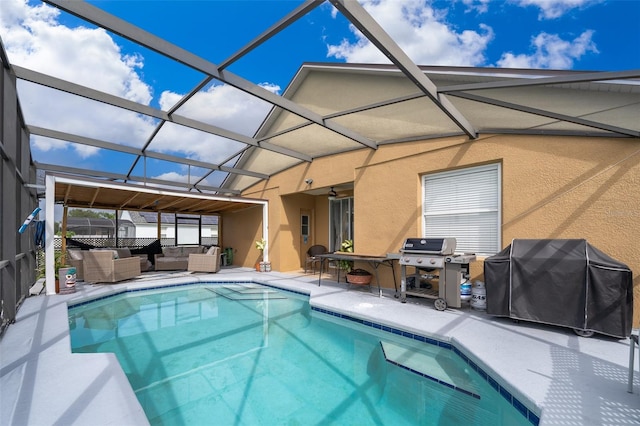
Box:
[434,298,447,311]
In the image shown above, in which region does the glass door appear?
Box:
[329,197,353,252]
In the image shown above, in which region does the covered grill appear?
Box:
[484,239,633,338]
[399,238,476,310]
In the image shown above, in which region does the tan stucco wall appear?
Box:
[221,202,265,270]
[227,134,639,326]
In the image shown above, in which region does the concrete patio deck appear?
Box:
[1,267,638,425]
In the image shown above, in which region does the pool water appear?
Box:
[68,283,532,425]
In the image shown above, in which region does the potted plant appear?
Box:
[338,239,354,273]
[255,238,267,271]
[346,268,373,285]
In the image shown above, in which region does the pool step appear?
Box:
[380,341,480,399]
[206,284,287,300]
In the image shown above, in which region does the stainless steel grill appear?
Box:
[399,238,476,310]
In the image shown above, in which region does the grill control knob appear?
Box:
[416,258,422,264]
[430,259,437,265]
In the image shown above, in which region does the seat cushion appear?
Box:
[163,246,182,257]
[182,246,204,256]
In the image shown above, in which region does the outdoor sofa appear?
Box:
[155,245,207,271]
[82,249,142,283]
[68,247,151,281]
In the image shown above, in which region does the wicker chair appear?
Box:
[305,245,327,274]
[188,246,221,273]
[83,250,141,283]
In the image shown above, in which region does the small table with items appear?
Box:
[316,252,399,297]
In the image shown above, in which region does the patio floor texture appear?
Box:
[1,268,638,425]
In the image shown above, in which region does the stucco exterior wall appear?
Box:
[221,202,266,269]
[230,133,639,326]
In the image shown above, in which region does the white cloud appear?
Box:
[497,30,597,69]
[150,123,246,165]
[160,83,278,135]
[514,0,599,20]
[1,0,152,103]
[151,83,279,164]
[30,134,99,158]
[460,0,491,14]
[326,0,494,66]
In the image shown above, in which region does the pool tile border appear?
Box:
[66,280,539,426]
[312,306,540,426]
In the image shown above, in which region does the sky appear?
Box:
[1,0,639,194]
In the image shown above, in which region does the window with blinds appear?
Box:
[422,163,501,255]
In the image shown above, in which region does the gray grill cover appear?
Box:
[484,239,633,338]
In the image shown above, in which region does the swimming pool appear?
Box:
[68,282,537,425]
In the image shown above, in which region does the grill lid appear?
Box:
[400,238,457,255]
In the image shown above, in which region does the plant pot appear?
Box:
[346,269,373,285]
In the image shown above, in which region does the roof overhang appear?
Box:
[49,172,267,215]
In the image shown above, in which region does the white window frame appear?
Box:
[422,163,501,256]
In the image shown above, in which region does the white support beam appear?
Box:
[45,174,56,295]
